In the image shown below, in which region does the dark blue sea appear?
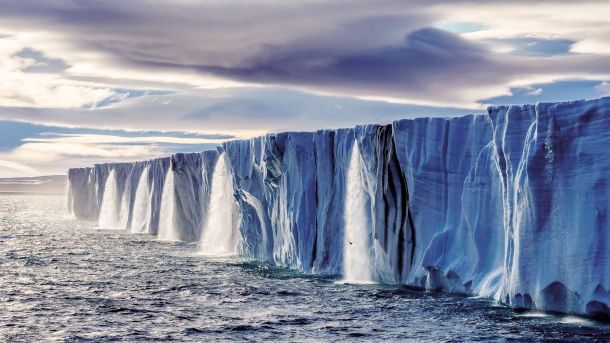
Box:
[1,194,609,342]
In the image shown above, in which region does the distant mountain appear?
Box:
[0,175,67,194]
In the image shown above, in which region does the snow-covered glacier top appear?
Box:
[67,97,610,320]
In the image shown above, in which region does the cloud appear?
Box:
[525,87,543,96]
[0,0,608,109]
[23,133,228,146]
[595,81,610,96]
[0,159,40,176]
[189,28,514,107]
[0,121,239,177]
[15,48,70,73]
[0,36,118,108]
[477,37,574,56]
[0,85,480,178]
[0,138,162,177]
[0,1,609,176]
[0,87,478,136]
[482,79,607,106]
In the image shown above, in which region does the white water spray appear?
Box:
[200,153,238,255]
[130,167,151,233]
[99,170,120,229]
[118,183,131,230]
[343,142,374,283]
[157,169,179,241]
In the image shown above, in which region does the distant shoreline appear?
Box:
[0,175,67,195]
[0,191,64,195]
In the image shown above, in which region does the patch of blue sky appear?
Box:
[481,80,608,106]
[489,37,574,56]
[15,47,69,73]
[0,120,233,152]
[434,21,485,34]
[94,89,175,108]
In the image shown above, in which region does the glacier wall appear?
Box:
[67,97,610,319]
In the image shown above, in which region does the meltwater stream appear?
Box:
[2,194,610,342]
[200,153,238,256]
[158,170,178,241]
[130,166,151,234]
[98,170,120,230]
[343,142,373,283]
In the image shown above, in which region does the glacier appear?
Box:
[67,97,610,319]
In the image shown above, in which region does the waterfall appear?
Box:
[342,141,373,283]
[98,170,121,229]
[200,153,238,255]
[66,178,73,216]
[130,167,151,234]
[118,183,131,230]
[157,169,179,241]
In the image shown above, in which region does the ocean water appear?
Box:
[1,194,609,342]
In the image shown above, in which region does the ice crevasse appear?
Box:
[67,97,610,319]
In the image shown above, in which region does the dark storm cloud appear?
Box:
[190,28,510,102]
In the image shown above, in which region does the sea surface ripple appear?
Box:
[1,194,609,342]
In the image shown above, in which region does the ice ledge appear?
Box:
[67,97,610,320]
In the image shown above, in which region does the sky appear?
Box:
[0,0,610,177]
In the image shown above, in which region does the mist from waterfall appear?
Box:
[130,167,151,234]
[98,170,120,229]
[342,141,373,283]
[157,170,179,241]
[200,153,238,256]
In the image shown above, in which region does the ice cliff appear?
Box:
[67,97,610,319]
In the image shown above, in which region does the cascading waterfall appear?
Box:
[130,167,151,233]
[157,169,179,241]
[118,184,131,230]
[66,178,73,216]
[342,141,374,283]
[200,153,238,255]
[98,170,121,229]
[67,97,610,318]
